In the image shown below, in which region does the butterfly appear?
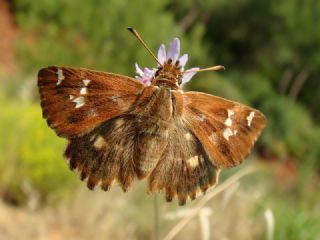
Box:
[38,28,266,205]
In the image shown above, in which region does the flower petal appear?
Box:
[180,67,200,87]
[167,37,180,62]
[135,76,143,81]
[178,54,188,68]
[140,67,156,86]
[157,44,166,64]
[142,79,151,85]
[144,67,153,75]
[135,63,144,76]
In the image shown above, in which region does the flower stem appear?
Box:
[154,194,160,240]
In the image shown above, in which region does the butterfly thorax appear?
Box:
[152,60,182,89]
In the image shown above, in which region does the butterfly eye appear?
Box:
[178,75,182,85]
[155,67,163,76]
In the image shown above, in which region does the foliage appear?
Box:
[0,0,319,238]
[13,0,209,75]
[0,91,77,205]
[262,175,320,240]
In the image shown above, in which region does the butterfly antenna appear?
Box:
[127,27,162,66]
[183,65,226,73]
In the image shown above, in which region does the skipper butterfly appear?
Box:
[38,28,266,205]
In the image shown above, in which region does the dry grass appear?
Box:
[163,166,267,240]
[0,166,270,240]
[0,183,152,240]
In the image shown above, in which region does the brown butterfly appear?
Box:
[38,28,266,205]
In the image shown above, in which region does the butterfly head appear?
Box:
[135,38,199,89]
[151,58,183,89]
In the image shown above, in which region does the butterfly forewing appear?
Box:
[38,66,144,137]
[183,92,266,168]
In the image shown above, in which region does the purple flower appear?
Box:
[135,37,199,88]
[158,38,199,88]
[135,63,155,86]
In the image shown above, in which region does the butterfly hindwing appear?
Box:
[64,116,138,191]
[148,125,220,205]
[183,91,266,168]
[38,66,144,137]
[146,90,221,205]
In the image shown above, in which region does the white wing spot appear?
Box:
[199,155,204,164]
[83,79,91,86]
[185,133,192,140]
[223,128,235,141]
[163,130,169,138]
[225,118,232,127]
[56,69,65,85]
[80,87,88,95]
[225,109,234,127]
[90,134,97,141]
[199,114,206,122]
[187,156,199,168]
[88,108,97,117]
[69,95,74,100]
[228,109,234,117]
[111,96,117,102]
[72,96,85,108]
[114,118,125,128]
[210,133,218,144]
[64,156,70,164]
[115,144,123,150]
[94,136,107,149]
[246,111,255,127]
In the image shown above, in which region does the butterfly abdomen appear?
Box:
[134,123,169,178]
[132,87,173,178]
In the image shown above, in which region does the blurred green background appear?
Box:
[0,0,319,239]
